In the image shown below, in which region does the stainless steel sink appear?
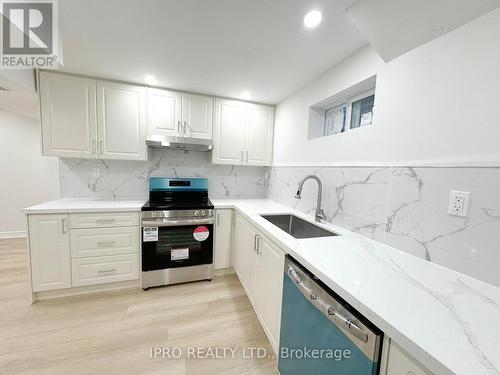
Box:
[260,214,339,239]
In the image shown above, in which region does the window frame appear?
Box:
[323,101,348,136]
[347,88,375,131]
[323,88,375,136]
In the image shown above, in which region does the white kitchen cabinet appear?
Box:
[71,253,139,287]
[147,87,182,137]
[27,210,140,301]
[246,103,274,166]
[233,212,259,298]
[255,235,285,354]
[213,98,247,164]
[232,213,246,279]
[96,80,147,160]
[39,71,98,158]
[146,90,213,140]
[28,214,71,292]
[182,93,213,139]
[70,226,140,258]
[69,212,140,229]
[212,98,274,166]
[214,209,233,270]
[386,342,433,375]
[232,213,285,355]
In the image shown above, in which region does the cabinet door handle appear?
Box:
[246,150,249,163]
[91,140,96,154]
[256,236,261,254]
[98,268,116,274]
[183,121,187,136]
[217,213,220,227]
[253,234,259,252]
[178,120,182,135]
[96,218,115,224]
[241,150,244,163]
[99,140,104,155]
[97,240,116,247]
[61,218,67,234]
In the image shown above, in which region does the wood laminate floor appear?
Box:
[0,238,278,375]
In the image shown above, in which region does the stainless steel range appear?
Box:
[141,177,214,289]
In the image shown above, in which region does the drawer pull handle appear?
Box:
[96,218,116,223]
[97,241,116,247]
[98,268,116,274]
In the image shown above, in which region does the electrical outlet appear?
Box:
[93,168,101,178]
[448,191,471,217]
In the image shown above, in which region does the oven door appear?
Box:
[142,219,213,271]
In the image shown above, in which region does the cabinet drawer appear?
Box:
[70,212,139,229]
[71,254,139,287]
[70,227,139,258]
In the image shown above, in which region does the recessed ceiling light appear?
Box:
[144,74,157,86]
[303,10,322,28]
[241,91,251,100]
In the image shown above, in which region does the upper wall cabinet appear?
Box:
[39,71,147,161]
[147,89,213,140]
[97,81,147,160]
[182,93,213,140]
[39,71,98,158]
[246,103,275,166]
[146,88,182,138]
[212,98,247,165]
[213,98,274,166]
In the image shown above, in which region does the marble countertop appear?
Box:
[212,199,500,375]
[24,199,147,214]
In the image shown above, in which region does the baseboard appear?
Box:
[214,267,235,276]
[0,231,26,239]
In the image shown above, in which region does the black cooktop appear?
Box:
[143,177,214,211]
[141,198,214,211]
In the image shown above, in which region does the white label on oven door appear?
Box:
[143,227,158,242]
[171,248,189,261]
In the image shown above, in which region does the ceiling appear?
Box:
[58,0,367,104]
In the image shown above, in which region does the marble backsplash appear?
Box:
[59,153,500,288]
[59,149,266,200]
[266,166,500,287]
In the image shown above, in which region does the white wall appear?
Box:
[0,110,59,237]
[273,9,500,166]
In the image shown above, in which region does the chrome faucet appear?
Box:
[294,175,325,222]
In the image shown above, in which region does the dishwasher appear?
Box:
[279,256,383,375]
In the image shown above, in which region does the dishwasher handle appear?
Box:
[287,264,369,344]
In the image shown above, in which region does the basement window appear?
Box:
[324,89,375,136]
[308,75,376,139]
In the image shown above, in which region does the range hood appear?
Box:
[146,135,212,152]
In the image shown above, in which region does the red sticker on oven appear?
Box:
[193,226,209,241]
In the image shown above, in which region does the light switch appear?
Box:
[448,191,471,217]
[93,168,101,178]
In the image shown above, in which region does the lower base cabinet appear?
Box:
[27,212,140,300]
[71,254,140,287]
[254,236,285,352]
[233,213,285,354]
[214,209,233,269]
[386,342,433,375]
[28,214,72,292]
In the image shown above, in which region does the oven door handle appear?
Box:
[142,218,214,227]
